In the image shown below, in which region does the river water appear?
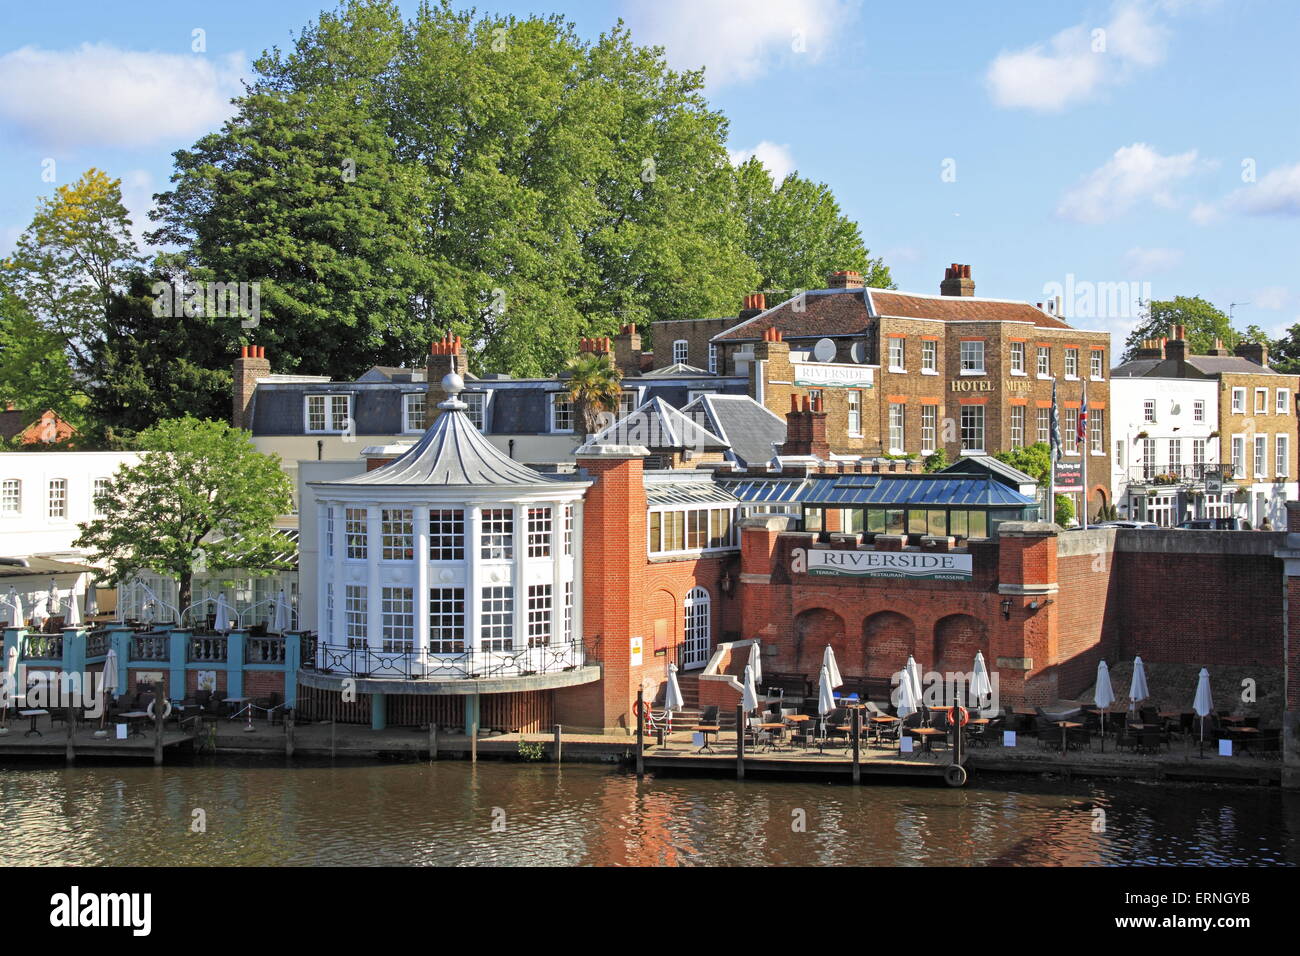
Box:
[1,759,1296,866]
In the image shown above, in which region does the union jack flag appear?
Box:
[1078,383,1089,448]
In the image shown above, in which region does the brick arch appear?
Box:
[647,588,679,654]
[794,607,845,672]
[934,613,989,676]
[862,611,916,678]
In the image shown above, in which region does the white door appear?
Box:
[682,587,712,670]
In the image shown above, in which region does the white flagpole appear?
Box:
[1080,381,1089,529]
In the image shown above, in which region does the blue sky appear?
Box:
[1,0,1297,348]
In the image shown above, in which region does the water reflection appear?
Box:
[0,761,1295,867]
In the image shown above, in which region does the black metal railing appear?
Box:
[1127,463,1224,484]
[21,633,64,660]
[187,634,228,663]
[245,636,286,664]
[313,639,586,681]
[300,632,318,668]
[130,633,170,661]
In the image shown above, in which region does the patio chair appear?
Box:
[695,706,720,753]
[1066,724,1092,752]
[1251,729,1281,759]
[824,708,851,749]
[1134,727,1163,754]
[747,716,772,752]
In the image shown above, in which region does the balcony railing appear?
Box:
[21,633,64,661]
[312,640,586,681]
[1127,463,1227,484]
[245,636,286,665]
[187,634,228,663]
[130,633,170,661]
[85,630,110,658]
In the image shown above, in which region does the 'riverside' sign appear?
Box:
[792,548,972,581]
[791,363,874,388]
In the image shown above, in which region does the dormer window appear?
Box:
[550,394,574,432]
[673,340,689,364]
[306,394,352,434]
[403,393,426,433]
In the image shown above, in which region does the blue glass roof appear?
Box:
[800,473,1037,508]
[716,479,808,503]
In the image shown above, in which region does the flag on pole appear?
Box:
[1049,379,1062,460]
[1077,382,1089,450]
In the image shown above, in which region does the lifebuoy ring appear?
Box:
[146,698,173,720]
[633,699,651,719]
[944,764,968,787]
[953,705,970,728]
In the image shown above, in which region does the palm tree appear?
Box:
[564,353,623,437]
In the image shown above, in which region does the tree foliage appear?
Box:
[74,417,294,616]
[2,168,143,372]
[1121,296,1246,361]
[0,276,88,431]
[564,352,623,436]
[151,0,884,379]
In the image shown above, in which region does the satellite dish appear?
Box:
[850,342,866,364]
[813,338,837,363]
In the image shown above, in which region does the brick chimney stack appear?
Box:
[940,263,975,297]
[1165,324,1188,364]
[1134,339,1164,360]
[739,292,767,321]
[780,393,829,459]
[826,270,864,290]
[1206,337,1232,357]
[426,334,470,426]
[232,345,271,430]
[611,324,642,376]
[1235,340,1269,367]
[579,336,613,361]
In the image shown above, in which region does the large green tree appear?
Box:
[733,156,891,301]
[153,0,881,379]
[74,417,294,617]
[1121,296,1248,361]
[0,276,88,433]
[2,168,144,373]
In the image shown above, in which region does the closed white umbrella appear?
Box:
[2,644,17,724]
[273,589,291,633]
[99,647,119,730]
[64,589,81,627]
[31,594,49,628]
[817,664,835,748]
[896,668,919,752]
[905,655,923,707]
[1095,660,1116,751]
[1128,656,1150,711]
[1193,667,1214,748]
[822,645,843,690]
[970,651,993,709]
[215,593,232,633]
[85,585,97,617]
[3,586,22,626]
[748,641,763,690]
[742,664,759,714]
[664,662,685,733]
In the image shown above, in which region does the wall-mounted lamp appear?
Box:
[719,569,736,598]
[1000,598,1013,620]
[1028,598,1056,611]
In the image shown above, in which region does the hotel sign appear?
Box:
[792,548,973,581]
[1054,461,1083,492]
[791,363,874,388]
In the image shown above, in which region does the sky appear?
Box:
[0,0,1297,350]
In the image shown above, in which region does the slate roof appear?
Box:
[681,394,786,468]
[323,398,558,487]
[1112,356,1280,378]
[712,286,1073,343]
[587,397,728,452]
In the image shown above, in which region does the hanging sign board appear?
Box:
[794,547,972,581]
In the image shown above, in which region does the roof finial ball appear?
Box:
[438,372,468,410]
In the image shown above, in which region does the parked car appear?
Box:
[1094,520,1160,529]
[1175,517,1252,530]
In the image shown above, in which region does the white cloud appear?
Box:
[1123,246,1183,273]
[621,0,856,88]
[1253,286,1290,311]
[119,169,158,248]
[1057,143,1206,223]
[0,44,245,148]
[986,1,1172,112]
[729,141,796,181]
[1196,162,1300,223]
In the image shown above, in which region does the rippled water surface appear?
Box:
[0,759,1296,866]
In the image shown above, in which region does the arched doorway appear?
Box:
[862,611,916,678]
[794,607,845,672]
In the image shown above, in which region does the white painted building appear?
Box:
[1109,377,1226,525]
[305,375,590,676]
[0,451,141,559]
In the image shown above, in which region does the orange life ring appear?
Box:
[633,699,651,719]
[953,705,970,727]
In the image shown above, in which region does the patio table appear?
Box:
[1055,720,1082,754]
[119,711,149,737]
[19,709,48,737]
[909,726,945,758]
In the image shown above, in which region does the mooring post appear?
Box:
[552,723,562,764]
[852,707,861,784]
[470,721,478,763]
[635,689,645,778]
[736,704,745,781]
[65,703,76,766]
[285,712,295,760]
[153,702,164,766]
[330,719,336,759]
[429,723,438,761]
